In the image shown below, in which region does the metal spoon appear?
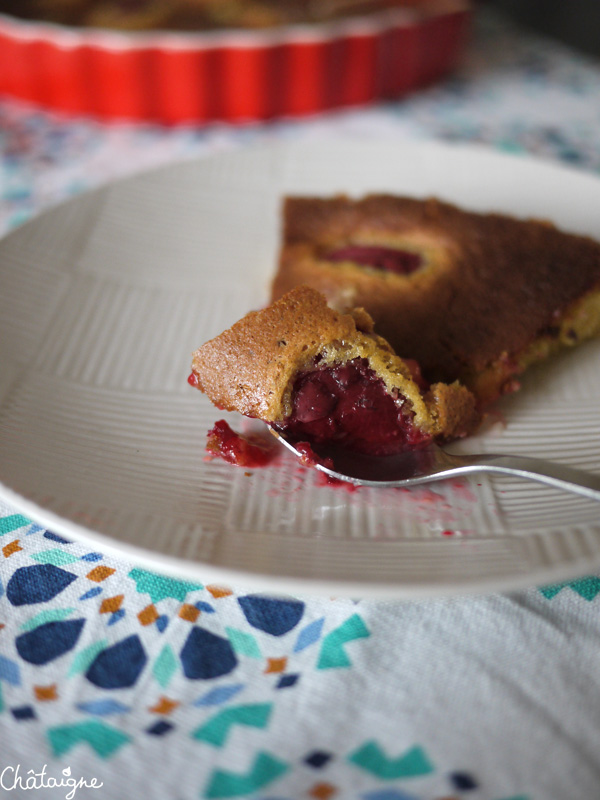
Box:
[270,429,600,501]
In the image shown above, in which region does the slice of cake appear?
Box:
[272,195,600,406]
[189,286,479,460]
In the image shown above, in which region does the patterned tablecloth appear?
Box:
[1,10,600,800]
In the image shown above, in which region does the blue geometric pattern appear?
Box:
[0,507,580,799]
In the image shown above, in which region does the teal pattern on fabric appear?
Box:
[225,627,262,659]
[47,721,131,758]
[203,751,289,798]
[192,703,273,747]
[128,568,203,603]
[348,743,434,780]
[317,614,370,669]
[0,514,30,535]
[30,549,81,566]
[153,643,179,688]
[539,576,600,600]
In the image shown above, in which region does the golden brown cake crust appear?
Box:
[191,285,479,440]
[426,382,480,440]
[272,194,600,404]
[192,286,358,421]
[1,0,456,30]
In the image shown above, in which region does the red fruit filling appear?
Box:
[325,245,422,275]
[295,441,335,470]
[206,420,276,468]
[275,358,431,456]
[294,441,357,491]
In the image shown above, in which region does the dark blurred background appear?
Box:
[484,0,600,57]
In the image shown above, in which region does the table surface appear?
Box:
[1,9,600,800]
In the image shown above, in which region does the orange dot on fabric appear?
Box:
[99,595,124,614]
[86,565,116,582]
[309,783,337,800]
[178,604,200,623]
[264,657,288,674]
[138,604,159,626]
[34,685,58,701]
[206,585,233,599]
[2,540,22,558]
[149,696,180,715]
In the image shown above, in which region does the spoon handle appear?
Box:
[446,452,600,502]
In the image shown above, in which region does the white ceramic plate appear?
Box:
[1,139,599,598]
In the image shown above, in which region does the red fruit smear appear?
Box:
[294,442,357,492]
[326,245,422,275]
[294,441,334,470]
[276,357,430,456]
[206,420,276,468]
[188,371,200,387]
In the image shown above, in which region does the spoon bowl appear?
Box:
[269,429,600,501]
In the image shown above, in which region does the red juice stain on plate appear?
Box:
[206,420,277,468]
[450,480,478,503]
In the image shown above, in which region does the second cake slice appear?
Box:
[272,194,600,406]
